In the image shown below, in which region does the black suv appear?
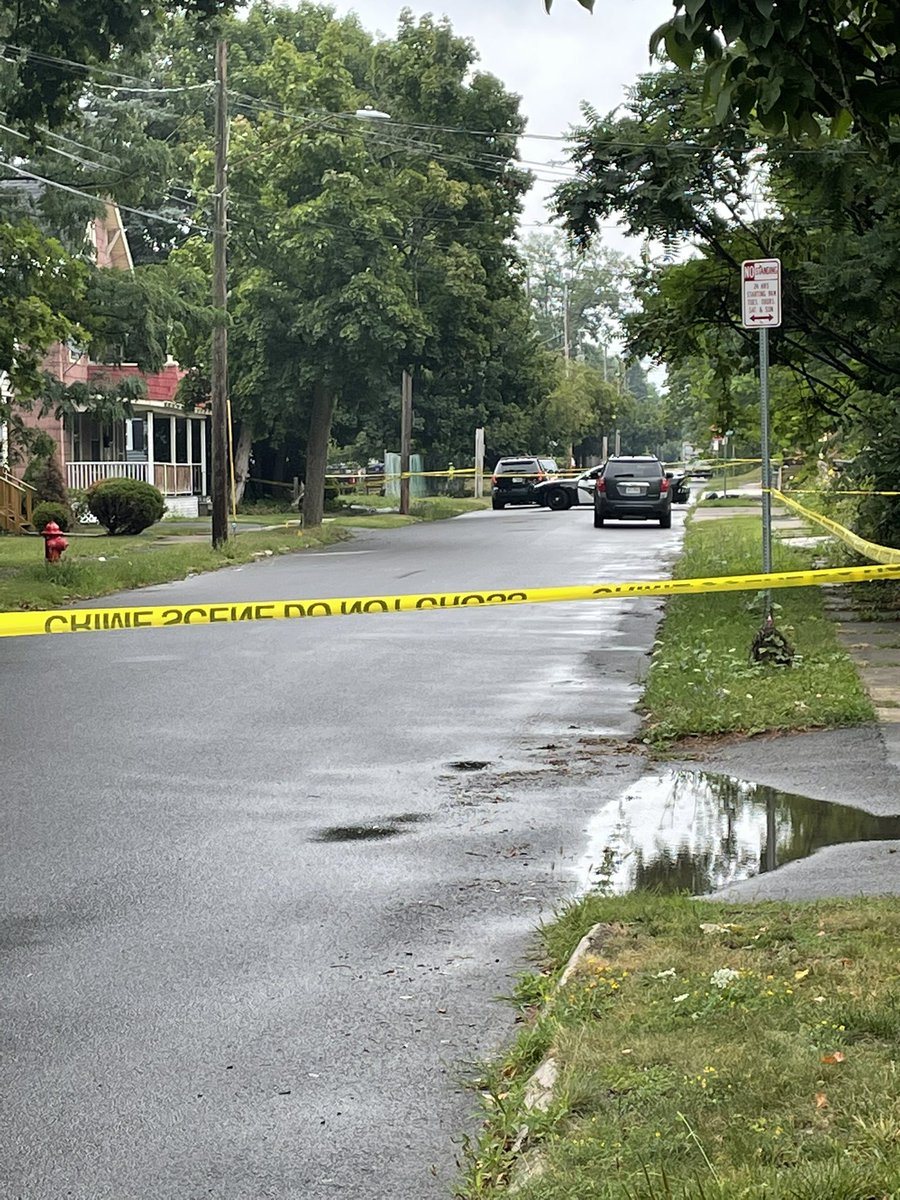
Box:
[594,456,672,528]
[491,457,559,509]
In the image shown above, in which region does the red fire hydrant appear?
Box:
[42,521,69,563]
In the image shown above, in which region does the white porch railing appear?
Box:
[68,461,149,490]
[67,461,202,496]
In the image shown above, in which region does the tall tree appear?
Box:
[555,65,900,542]
[0,0,234,128]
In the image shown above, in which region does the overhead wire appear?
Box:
[0,160,210,233]
[0,42,208,93]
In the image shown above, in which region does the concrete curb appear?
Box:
[508,922,614,1192]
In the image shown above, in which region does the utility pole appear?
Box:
[474,426,485,498]
[210,38,229,548]
[399,369,412,515]
[562,279,571,374]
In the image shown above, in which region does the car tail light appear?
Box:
[536,472,545,482]
[595,477,606,493]
[660,477,670,493]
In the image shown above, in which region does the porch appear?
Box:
[66,410,209,504]
[67,461,203,496]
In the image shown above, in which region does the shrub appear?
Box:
[32,500,73,532]
[33,450,70,507]
[87,477,165,535]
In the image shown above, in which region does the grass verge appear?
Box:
[0,525,349,610]
[640,517,873,746]
[331,493,490,519]
[696,496,762,508]
[458,893,900,1199]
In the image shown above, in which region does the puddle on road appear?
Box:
[581,769,900,895]
[312,813,428,843]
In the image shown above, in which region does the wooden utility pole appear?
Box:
[210,38,230,548]
[399,369,412,515]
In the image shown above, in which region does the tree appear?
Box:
[154,5,546,516]
[0,0,235,128]
[555,65,900,542]
[522,229,630,366]
[0,219,88,457]
[546,0,900,140]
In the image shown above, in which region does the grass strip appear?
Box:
[458,894,900,1199]
[0,525,349,611]
[640,517,873,747]
[0,496,488,610]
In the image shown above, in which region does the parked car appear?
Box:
[491,456,559,509]
[594,455,673,528]
[325,462,360,494]
[665,470,691,504]
[533,465,603,510]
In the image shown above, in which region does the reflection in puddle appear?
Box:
[582,770,900,895]
[313,813,428,843]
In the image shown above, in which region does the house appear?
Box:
[2,197,210,522]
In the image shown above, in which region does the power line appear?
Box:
[0,42,208,94]
[0,160,209,233]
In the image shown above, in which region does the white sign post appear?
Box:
[742,259,782,612]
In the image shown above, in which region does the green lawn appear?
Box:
[0,494,490,611]
[0,524,348,610]
[640,517,874,746]
[460,894,900,1199]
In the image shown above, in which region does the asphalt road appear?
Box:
[1,504,684,1200]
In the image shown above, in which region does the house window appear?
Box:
[190,419,202,465]
[131,419,145,454]
[175,417,188,464]
[153,415,172,463]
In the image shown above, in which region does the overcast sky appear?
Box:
[331,0,674,250]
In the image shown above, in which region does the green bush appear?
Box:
[87,477,165,535]
[31,500,73,532]
[33,451,70,508]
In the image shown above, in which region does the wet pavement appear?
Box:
[579,766,900,896]
[0,504,685,1200]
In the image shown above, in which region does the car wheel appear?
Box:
[547,488,571,512]
[659,511,672,528]
[492,498,505,510]
[593,510,604,528]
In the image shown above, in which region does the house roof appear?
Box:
[88,362,185,404]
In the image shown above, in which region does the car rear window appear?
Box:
[496,460,538,474]
[538,459,558,472]
[605,461,663,480]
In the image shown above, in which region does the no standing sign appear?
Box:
[741,258,782,328]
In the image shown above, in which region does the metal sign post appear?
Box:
[741,258,782,613]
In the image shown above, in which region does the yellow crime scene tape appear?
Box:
[771,489,900,565]
[1,561,899,640]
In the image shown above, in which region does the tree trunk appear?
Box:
[302,384,336,527]
[233,422,253,507]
